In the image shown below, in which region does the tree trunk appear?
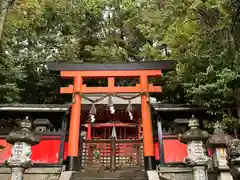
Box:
[0,0,12,41]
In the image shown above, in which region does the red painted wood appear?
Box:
[61,84,162,93]
[31,140,60,163]
[0,137,188,164]
[163,139,187,163]
[154,139,188,163]
[87,121,92,139]
[154,142,160,160]
[0,139,12,163]
[93,123,138,128]
[0,137,62,164]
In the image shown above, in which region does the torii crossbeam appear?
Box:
[47,61,176,171]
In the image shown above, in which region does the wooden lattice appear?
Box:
[80,139,144,170]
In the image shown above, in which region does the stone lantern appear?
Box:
[179,115,211,180]
[6,117,40,180]
[226,139,240,180]
[205,121,233,180]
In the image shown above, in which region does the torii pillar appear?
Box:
[47,61,175,171]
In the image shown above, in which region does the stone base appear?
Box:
[217,172,233,180]
[144,156,155,170]
[70,169,148,180]
[0,167,61,180]
[59,171,73,180]
[66,156,79,171]
[147,170,160,180]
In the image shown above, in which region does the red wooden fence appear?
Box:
[154,140,187,163]
[0,136,187,164]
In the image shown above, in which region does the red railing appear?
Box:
[0,135,188,166]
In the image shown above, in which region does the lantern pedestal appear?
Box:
[206,121,233,180]
[6,118,40,180]
[179,115,211,180]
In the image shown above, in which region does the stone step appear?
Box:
[70,169,148,180]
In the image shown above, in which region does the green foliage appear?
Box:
[169,0,240,129]
[1,0,240,130]
[0,0,174,103]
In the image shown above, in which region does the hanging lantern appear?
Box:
[89,103,97,123]
[126,100,133,120]
[108,95,115,114]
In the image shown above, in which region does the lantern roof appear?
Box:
[179,115,209,143]
[206,121,234,148]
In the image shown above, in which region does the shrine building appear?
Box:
[0,61,212,172]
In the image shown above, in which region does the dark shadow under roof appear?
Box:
[47,61,176,71]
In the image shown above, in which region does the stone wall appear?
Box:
[0,167,62,180]
[158,167,218,180]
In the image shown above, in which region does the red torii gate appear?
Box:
[47,61,175,171]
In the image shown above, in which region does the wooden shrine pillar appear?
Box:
[66,76,82,171]
[138,120,141,139]
[140,75,155,170]
[87,121,92,139]
[87,120,93,165]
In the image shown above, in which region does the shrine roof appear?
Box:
[47,60,176,71]
[152,103,208,111]
[0,103,70,112]
[0,103,208,112]
[0,103,213,122]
